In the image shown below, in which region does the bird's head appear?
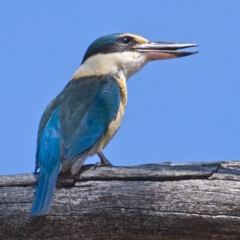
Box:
[73,33,198,81]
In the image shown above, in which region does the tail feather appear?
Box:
[30,162,61,217]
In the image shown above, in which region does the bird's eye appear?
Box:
[119,36,132,45]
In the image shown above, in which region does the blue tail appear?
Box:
[31,108,61,217]
[30,162,61,217]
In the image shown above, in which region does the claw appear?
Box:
[94,151,113,168]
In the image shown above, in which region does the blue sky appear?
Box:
[1,1,240,175]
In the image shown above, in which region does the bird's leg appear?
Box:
[95,151,113,167]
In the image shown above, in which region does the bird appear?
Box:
[30,33,198,217]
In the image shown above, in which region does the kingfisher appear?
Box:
[30,33,198,217]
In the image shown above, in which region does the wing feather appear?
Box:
[36,75,121,173]
[59,75,121,166]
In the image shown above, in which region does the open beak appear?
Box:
[132,41,198,60]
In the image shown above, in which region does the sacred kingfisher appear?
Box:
[31,33,198,217]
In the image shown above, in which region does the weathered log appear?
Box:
[1,161,240,240]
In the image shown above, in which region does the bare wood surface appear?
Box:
[1,161,240,239]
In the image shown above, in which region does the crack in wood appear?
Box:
[1,161,240,239]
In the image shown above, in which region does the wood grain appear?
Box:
[0,161,240,239]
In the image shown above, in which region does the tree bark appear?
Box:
[1,161,240,240]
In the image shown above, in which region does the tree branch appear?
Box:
[1,161,240,239]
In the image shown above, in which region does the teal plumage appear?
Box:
[31,76,121,216]
[82,34,121,63]
[31,108,61,216]
[31,33,197,217]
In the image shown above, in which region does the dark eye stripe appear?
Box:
[82,34,136,64]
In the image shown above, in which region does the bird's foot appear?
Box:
[95,152,113,168]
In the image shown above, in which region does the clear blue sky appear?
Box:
[1,1,240,175]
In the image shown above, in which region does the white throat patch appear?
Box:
[72,51,148,82]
